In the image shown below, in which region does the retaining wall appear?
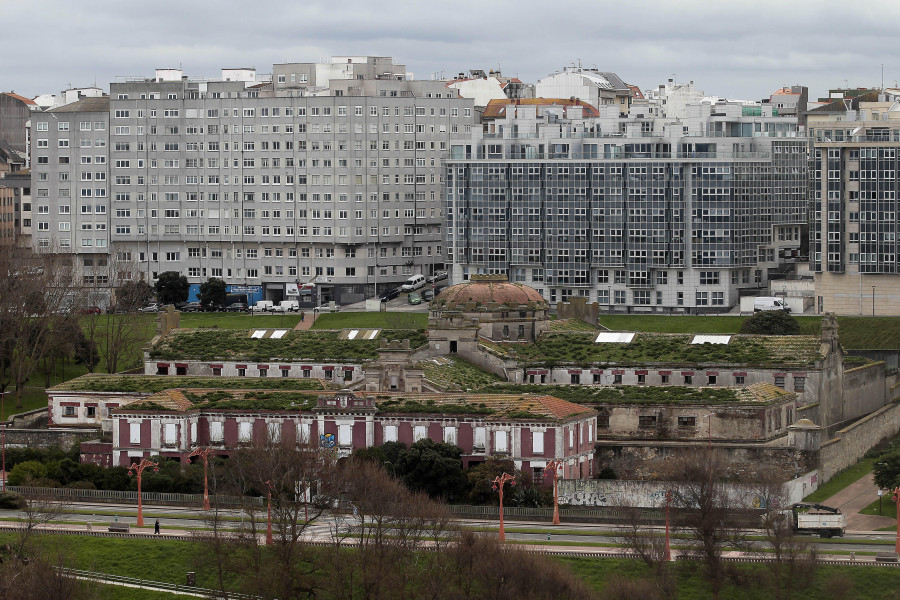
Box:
[820,400,900,482]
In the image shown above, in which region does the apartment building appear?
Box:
[444,100,807,311]
[30,57,475,306]
[808,92,900,315]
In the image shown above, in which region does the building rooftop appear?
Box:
[481,98,600,120]
[48,373,327,394]
[486,332,824,368]
[114,388,595,422]
[148,328,427,361]
[48,97,110,113]
[432,274,548,310]
[2,93,36,105]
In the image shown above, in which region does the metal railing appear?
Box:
[57,567,262,599]
[7,485,263,507]
[448,504,664,523]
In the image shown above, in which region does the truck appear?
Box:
[753,296,791,313]
[252,300,274,313]
[785,503,845,538]
[270,300,300,313]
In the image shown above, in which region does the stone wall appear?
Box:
[819,401,900,482]
[4,428,100,451]
[556,297,600,326]
[8,407,48,429]
[841,362,889,424]
[559,470,816,508]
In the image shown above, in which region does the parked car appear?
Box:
[407,292,422,305]
[314,303,340,313]
[224,302,249,313]
[138,303,161,313]
[252,300,274,313]
[271,300,300,313]
[427,270,448,283]
[379,287,402,302]
[400,274,426,291]
[78,306,102,315]
[181,301,203,312]
[421,289,435,302]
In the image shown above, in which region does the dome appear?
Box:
[434,274,548,310]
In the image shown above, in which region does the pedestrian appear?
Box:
[300,311,305,322]
[154,519,160,535]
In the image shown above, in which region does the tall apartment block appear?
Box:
[444,101,806,311]
[808,92,900,315]
[30,57,475,306]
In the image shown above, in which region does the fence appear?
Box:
[6,485,263,508]
[448,504,664,523]
[57,567,262,599]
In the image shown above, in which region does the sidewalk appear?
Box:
[818,472,894,530]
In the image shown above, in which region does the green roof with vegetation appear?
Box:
[547,318,602,332]
[419,356,503,391]
[485,332,823,368]
[123,388,323,412]
[148,328,427,362]
[478,382,793,406]
[49,374,327,394]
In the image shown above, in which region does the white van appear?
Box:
[252,300,274,313]
[271,300,299,313]
[753,297,790,313]
[400,274,426,291]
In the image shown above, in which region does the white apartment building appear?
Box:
[30,57,475,306]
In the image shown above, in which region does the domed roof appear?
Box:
[434,274,548,310]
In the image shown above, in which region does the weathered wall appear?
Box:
[559,470,816,508]
[4,428,100,451]
[595,443,817,481]
[819,401,900,482]
[557,297,600,326]
[841,362,889,423]
[8,407,48,429]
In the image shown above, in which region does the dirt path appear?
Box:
[818,472,894,531]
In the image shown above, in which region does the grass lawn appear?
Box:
[803,458,875,503]
[860,496,898,519]
[179,312,302,329]
[562,556,900,600]
[311,311,428,330]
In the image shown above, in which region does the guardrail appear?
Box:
[6,485,263,508]
[448,504,664,523]
[57,567,262,599]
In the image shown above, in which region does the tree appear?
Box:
[739,310,800,335]
[116,279,153,311]
[873,450,900,490]
[394,438,466,501]
[154,271,189,305]
[619,501,677,599]
[199,277,227,310]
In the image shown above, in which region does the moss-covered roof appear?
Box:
[486,332,823,368]
[116,388,594,422]
[478,382,794,406]
[49,374,327,394]
[148,328,426,362]
[419,356,503,391]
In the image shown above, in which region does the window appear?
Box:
[494,430,508,452]
[638,415,658,429]
[532,430,544,454]
[735,375,745,385]
[684,375,693,384]
[794,376,806,392]
[677,416,697,428]
[774,375,785,389]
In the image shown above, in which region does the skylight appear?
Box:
[594,332,636,344]
[690,335,732,345]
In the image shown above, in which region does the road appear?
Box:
[6,501,895,556]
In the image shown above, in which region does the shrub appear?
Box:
[8,461,49,486]
[0,492,25,510]
[739,311,800,335]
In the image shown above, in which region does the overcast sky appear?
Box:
[6,0,900,102]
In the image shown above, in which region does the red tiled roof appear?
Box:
[482,98,600,119]
[627,84,644,99]
[2,93,35,105]
[435,275,548,309]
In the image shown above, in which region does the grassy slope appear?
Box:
[803,458,875,503]
[311,311,428,330]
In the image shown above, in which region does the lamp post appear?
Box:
[188,447,213,511]
[265,479,274,546]
[872,286,876,316]
[705,413,713,450]
[0,391,8,492]
[492,472,516,542]
[127,458,159,527]
[664,489,673,561]
[545,460,563,526]
[892,486,900,555]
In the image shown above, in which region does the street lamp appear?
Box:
[127,458,159,527]
[664,489,673,561]
[873,286,876,317]
[704,413,714,450]
[492,472,516,542]
[188,447,213,511]
[265,479,275,546]
[892,486,900,555]
[0,391,8,492]
[545,460,563,526]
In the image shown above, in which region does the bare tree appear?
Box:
[618,502,677,599]
[99,249,153,374]
[664,450,749,600]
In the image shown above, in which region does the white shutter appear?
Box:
[190,422,197,444]
[338,424,352,445]
[384,425,398,442]
[474,427,486,448]
[267,422,281,442]
[532,429,544,454]
[495,430,508,452]
[239,422,252,442]
[129,422,141,444]
[414,425,427,441]
[299,423,310,443]
[210,421,224,442]
[443,426,457,445]
[164,423,177,445]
